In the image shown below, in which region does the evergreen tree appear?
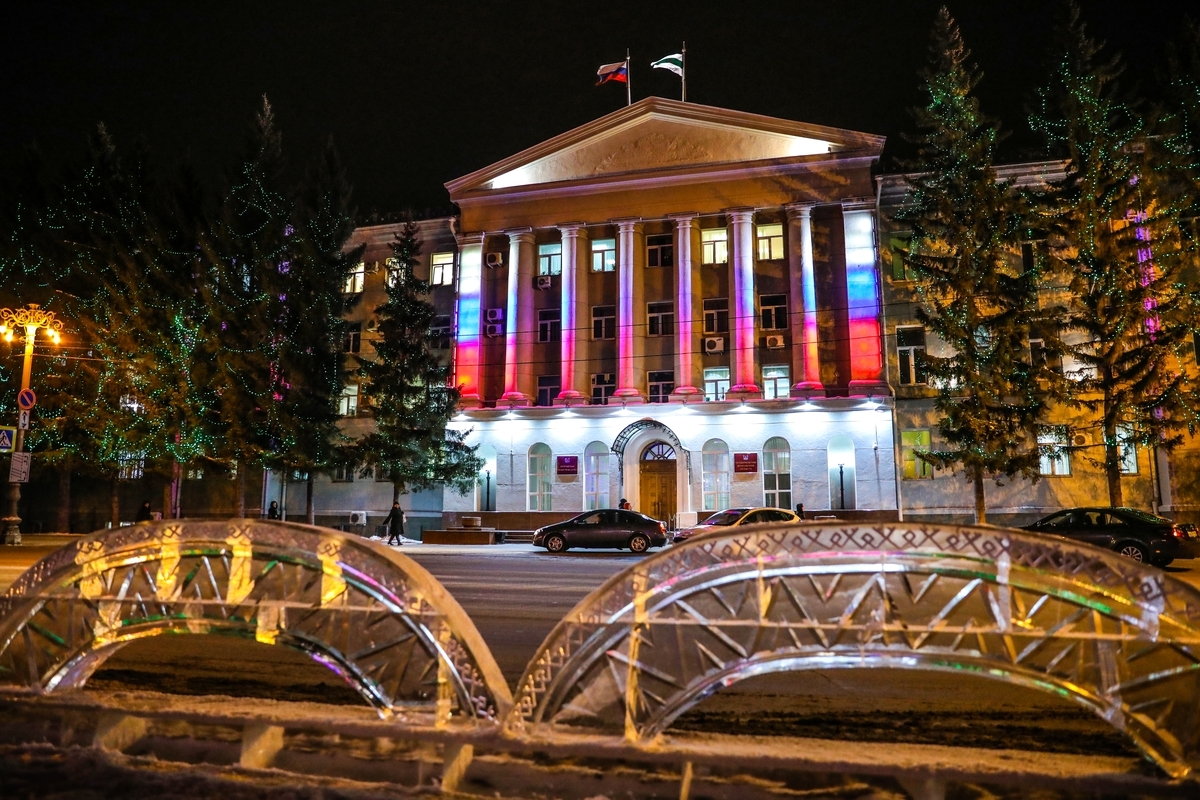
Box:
[1031,5,1200,508]
[898,8,1046,524]
[357,220,481,505]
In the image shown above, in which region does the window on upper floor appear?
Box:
[536,375,560,407]
[703,298,729,334]
[385,257,402,287]
[701,228,728,265]
[429,252,454,286]
[1117,424,1139,475]
[591,372,616,405]
[592,305,616,340]
[430,314,452,349]
[756,223,784,261]
[538,243,562,276]
[118,451,145,481]
[889,235,912,281]
[338,384,360,417]
[538,308,561,343]
[762,364,790,400]
[343,323,361,354]
[896,326,927,386]
[344,261,365,294]
[759,294,787,330]
[647,301,674,337]
[591,239,616,272]
[901,430,933,479]
[648,370,674,403]
[704,367,730,402]
[647,234,673,268]
[1029,336,1063,375]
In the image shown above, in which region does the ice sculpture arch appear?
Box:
[506,522,1200,777]
[0,519,511,725]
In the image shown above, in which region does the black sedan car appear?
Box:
[1021,507,1197,566]
[533,509,668,553]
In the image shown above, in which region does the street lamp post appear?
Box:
[2,304,64,545]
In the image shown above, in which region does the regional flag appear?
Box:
[596,60,628,85]
[651,54,684,77]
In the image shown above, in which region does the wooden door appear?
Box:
[639,460,677,523]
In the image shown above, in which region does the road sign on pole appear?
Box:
[17,410,30,430]
[9,452,30,483]
[17,389,36,410]
[0,427,14,454]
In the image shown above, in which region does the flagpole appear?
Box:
[626,48,632,106]
[681,42,687,102]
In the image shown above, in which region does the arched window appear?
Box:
[528,443,552,511]
[702,439,731,511]
[827,435,856,510]
[584,441,610,510]
[763,437,791,509]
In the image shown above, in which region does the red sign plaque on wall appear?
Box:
[733,453,758,473]
[556,456,579,475]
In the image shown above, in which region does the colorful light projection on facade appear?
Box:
[843,208,882,383]
[454,237,484,400]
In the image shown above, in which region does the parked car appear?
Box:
[672,507,801,544]
[533,509,667,553]
[1020,507,1198,566]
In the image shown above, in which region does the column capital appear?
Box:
[667,212,699,226]
[725,207,755,223]
[612,217,643,233]
[784,202,817,220]
[504,227,535,244]
[458,232,486,246]
[840,197,875,212]
[557,223,588,238]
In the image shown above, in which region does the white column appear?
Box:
[728,209,760,396]
[787,204,821,391]
[453,233,485,407]
[670,214,700,397]
[557,224,587,403]
[501,229,535,405]
[613,218,644,402]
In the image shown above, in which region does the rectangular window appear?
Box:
[648,370,674,403]
[1029,337,1063,374]
[759,294,787,330]
[332,463,355,483]
[901,430,933,479]
[591,372,616,405]
[591,238,616,272]
[592,305,616,340]
[1021,242,1035,274]
[118,452,145,481]
[339,384,360,417]
[429,252,454,286]
[756,223,784,261]
[538,308,561,343]
[703,298,729,334]
[385,257,402,287]
[430,314,452,349]
[538,243,562,276]
[344,261,365,294]
[536,375,560,407]
[1117,425,1139,475]
[647,301,674,337]
[1039,433,1071,476]
[704,367,730,402]
[375,463,393,482]
[186,468,204,481]
[344,323,361,354]
[701,228,728,265]
[762,364,790,400]
[890,236,912,281]
[896,326,927,386]
[646,234,673,268]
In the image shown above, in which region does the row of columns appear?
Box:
[456,205,863,407]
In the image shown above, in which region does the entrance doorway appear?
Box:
[640,442,677,523]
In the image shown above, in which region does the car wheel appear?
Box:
[629,533,650,553]
[1117,542,1148,562]
[545,534,567,553]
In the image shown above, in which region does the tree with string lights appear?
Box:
[897,7,1047,524]
[1031,4,1200,509]
[355,219,480,509]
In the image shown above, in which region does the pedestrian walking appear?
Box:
[795,503,805,520]
[267,501,281,520]
[383,502,405,546]
[135,500,153,523]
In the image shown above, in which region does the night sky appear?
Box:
[2,1,1195,217]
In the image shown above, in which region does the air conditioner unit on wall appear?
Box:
[535,275,553,290]
[485,252,504,268]
[485,323,503,337]
[365,318,380,332]
[704,336,725,354]
[765,334,786,349]
[486,307,504,323]
[348,511,369,526]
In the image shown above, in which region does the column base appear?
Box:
[725,385,762,402]
[612,389,645,405]
[669,386,703,403]
[553,391,589,407]
[848,379,889,397]
[791,381,825,398]
[457,394,483,410]
[498,393,531,408]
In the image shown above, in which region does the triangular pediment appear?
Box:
[447,97,884,195]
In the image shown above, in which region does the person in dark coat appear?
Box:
[135,501,153,522]
[383,502,405,546]
[267,501,281,520]
[619,498,632,511]
[795,503,806,520]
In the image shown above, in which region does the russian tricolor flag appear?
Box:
[596,60,628,85]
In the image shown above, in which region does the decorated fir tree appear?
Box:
[898,8,1046,523]
[357,220,480,506]
[1031,5,1200,508]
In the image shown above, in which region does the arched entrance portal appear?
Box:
[640,442,677,522]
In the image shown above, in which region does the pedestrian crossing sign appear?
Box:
[0,427,15,454]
